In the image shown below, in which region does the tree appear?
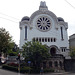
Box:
[0,28,14,56]
[70,48,75,57]
[7,43,19,56]
[22,41,50,68]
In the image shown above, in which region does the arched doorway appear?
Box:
[50,47,56,56]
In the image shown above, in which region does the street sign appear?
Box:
[28,61,31,63]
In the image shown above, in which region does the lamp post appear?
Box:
[18,53,20,75]
[27,46,31,74]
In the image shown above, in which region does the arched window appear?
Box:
[51,38,52,42]
[60,27,64,40]
[45,38,47,42]
[36,38,38,41]
[39,38,41,42]
[54,61,58,67]
[54,38,56,42]
[42,38,44,42]
[25,26,27,40]
[48,38,50,42]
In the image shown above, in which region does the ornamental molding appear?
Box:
[20,21,29,25]
[30,10,58,29]
[58,21,68,29]
[49,45,60,53]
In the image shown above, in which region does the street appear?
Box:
[0,69,75,75]
[0,69,23,75]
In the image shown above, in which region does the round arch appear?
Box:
[50,45,59,56]
[30,10,58,29]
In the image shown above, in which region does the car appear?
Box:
[1,57,6,64]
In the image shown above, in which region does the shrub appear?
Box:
[20,66,32,73]
[2,64,32,73]
[2,64,18,72]
[30,67,40,73]
[2,64,54,73]
[44,68,54,73]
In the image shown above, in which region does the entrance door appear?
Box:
[50,47,56,56]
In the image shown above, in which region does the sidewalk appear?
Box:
[21,72,72,75]
[0,68,74,75]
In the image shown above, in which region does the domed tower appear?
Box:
[19,16,30,49]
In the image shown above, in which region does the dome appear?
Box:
[21,16,30,21]
[57,17,64,22]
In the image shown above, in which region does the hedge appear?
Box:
[2,64,54,73]
[2,64,18,72]
[44,68,54,73]
[2,64,31,73]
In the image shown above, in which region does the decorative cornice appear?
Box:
[30,10,58,29]
[58,21,68,29]
[20,20,29,25]
[30,10,58,23]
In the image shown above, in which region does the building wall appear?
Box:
[69,34,75,49]
[19,1,70,59]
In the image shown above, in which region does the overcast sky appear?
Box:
[0,0,75,46]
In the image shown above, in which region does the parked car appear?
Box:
[1,57,6,64]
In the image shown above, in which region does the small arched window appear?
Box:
[36,38,38,41]
[25,26,27,40]
[42,38,44,42]
[48,38,50,42]
[51,38,53,42]
[60,27,64,40]
[39,38,41,42]
[54,38,56,42]
[45,38,47,42]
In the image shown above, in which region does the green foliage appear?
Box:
[20,67,32,73]
[22,41,50,67]
[70,48,75,57]
[2,64,18,72]
[44,68,54,73]
[7,49,19,56]
[0,28,14,55]
[2,64,32,73]
[31,67,40,73]
[2,64,54,73]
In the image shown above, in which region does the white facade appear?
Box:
[19,1,70,59]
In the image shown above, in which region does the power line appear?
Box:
[64,0,75,9]
[0,17,18,23]
[0,12,20,21]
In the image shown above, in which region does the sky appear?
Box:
[0,0,75,46]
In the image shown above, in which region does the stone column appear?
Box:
[52,61,55,69]
[58,61,60,69]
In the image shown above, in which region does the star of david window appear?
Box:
[36,16,51,32]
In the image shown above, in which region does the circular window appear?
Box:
[36,16,51,32]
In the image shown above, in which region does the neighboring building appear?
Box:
[19,1,70,70]
[69,34,75,49]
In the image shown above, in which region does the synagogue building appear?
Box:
[19,1,71,70]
